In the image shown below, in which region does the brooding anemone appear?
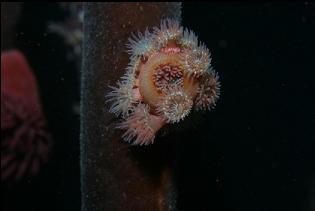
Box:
[106,19,221,145]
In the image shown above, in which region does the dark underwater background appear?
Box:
[1,2,314,211]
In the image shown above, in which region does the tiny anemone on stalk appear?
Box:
[156,86,194,124]
[194,69,221,111]
[106,18,222,145]
[116,104,166,146]
[181,43,211,78]
[106,72,135,117]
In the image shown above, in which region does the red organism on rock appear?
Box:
[1,50,53,182]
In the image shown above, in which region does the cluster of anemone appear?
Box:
[106,19,221,146]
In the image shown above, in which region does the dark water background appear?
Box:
[2,2,314,211]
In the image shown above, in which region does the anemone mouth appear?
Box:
[156,87,193,123]
[138,52,184,106]
[152,62,184,93]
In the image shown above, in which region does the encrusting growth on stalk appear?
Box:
[106,19,221,145]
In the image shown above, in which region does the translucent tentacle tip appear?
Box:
[106,18,221,145]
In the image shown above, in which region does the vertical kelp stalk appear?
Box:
[81,3,181,211]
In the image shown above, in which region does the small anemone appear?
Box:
[194,69,221,111]
[116,104,164,145]
[156,86,193,123]
[153,19,183,49]
[125,55,141,78]
[179,28,199,49]
[126,28,156,57]
[106,74,136,117]
[181,43,211,78]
